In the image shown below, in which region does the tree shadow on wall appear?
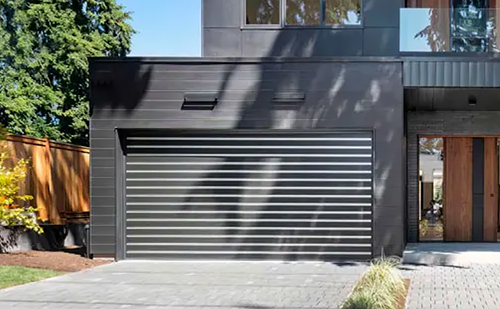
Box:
[183,27,403,262]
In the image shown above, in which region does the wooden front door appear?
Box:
[443,137,498,242]
[444,137,473,241]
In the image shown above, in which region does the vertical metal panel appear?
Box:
[123,131,373,261]
[115,130,126,260]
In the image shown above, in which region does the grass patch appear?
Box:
[342,258,409,309]
[0,266,64,289]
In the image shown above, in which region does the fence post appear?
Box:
[44,137,56,224]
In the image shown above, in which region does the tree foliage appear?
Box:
[0,0,134,145]
[419,138,443,154]
[0,145,41,234]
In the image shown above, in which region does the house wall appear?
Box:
[202,0,402,57]
[89,58,405,259]
[407,110,500,242]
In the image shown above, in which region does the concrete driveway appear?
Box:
[0,261,366,309]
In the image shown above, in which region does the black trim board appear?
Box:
[472,137,484,242]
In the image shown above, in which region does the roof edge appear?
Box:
[88,56,402,64]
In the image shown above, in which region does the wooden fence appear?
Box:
[1,135,90,225]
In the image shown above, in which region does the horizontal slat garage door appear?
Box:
[125,131,373,260]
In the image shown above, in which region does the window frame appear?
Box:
[241,0,363,29]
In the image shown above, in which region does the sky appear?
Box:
[117,0,202,57]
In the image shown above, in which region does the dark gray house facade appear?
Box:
[89,0,500,260]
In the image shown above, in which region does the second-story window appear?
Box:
[324,0,361,25]
[286,0,322,25]
[245,0,361,26]
[246,0,281,25]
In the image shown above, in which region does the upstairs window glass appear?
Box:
[286,0,322,25]
[325,0,361,25]
[246,0,281,25]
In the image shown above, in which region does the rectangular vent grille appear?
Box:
[124,131,373,261]
[182,92,218,110]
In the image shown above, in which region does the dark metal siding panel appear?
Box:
[89,60,405,259]
[124,131,373,261]
[404,60,500,87]
[472,138,484,242]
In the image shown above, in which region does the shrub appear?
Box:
[419,219,428,237]
[342,257,405,309]
[0,146,42,252]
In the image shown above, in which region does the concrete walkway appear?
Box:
[0,261,367,309]
[402,264,500,309]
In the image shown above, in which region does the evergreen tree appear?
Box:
[0,0,134,145]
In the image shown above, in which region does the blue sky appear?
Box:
[117,0,202,57]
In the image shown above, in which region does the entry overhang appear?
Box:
[403,57,500,87]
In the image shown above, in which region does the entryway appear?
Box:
[418,136,499,242]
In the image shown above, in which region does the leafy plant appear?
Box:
[0,145,42,252]
[342,257,406,309]
[420,219,428,237]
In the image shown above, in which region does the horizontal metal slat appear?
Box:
[126,202,371,206]
[127,145,371,150]
[126,250,371,255]
[127,243,371,247]
[126,186,372,190]
[126,210,371,215]
[126,234,371,239]
[127,226,371,231]
[126,218,371,223]
[126,178,372,182]
[126,156,372,164]
[127,196,372,205]
[126,161,372,166]
[126,228,372,237]
[126,169,372,174]
[125,237,371,245]
[126,153,371,158]
[126,137,372,142]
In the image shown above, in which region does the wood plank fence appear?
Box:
[1,135,90,225]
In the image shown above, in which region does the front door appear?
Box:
[443,137,498,241]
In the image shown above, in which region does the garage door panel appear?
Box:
[126,171,372,181]
[126,180,372,187]
[125,212,371,221]
[126,204,372,213]
[125,253,371,261]
[126,156,371,165]
[124,131,373,260]
[126,137,371,148]
[126,197,372,206]
[126,236,371,245]
[126,147,372,156]
[126,159,372,169]
[126,227,372,237]
[125,219,371,229]
[126,188,371,196]
[125,244,371,253]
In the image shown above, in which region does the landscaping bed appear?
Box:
[342,258,410,309]
[0,251,110,272]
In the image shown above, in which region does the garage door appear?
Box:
[125,131,373,260]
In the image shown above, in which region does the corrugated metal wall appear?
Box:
[124,131,373,260]
[404,60,500,87]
